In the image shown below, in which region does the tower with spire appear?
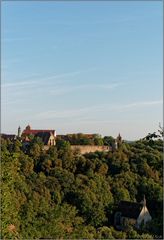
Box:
[117,133,122,148]
[141,195,146,207]
[18,126,21,138]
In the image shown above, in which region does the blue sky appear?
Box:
[1,1,163,140]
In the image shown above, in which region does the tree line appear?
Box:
[56,133,115,146]
[1,131,163,239]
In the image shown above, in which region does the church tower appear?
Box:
[117,133,122,148]
[112,139,118,152]
[18,126,21,138]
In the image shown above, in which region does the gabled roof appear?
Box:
[35,132,51,145]
[22,129,56,136]
[117,201,143,219]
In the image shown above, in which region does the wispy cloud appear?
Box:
[2,81,38,104]
[2,81,37,88]
[41,70,82,81]
[95,82,124,89]
[38,67,98,82]
[40,15,139,27]
[2,68,98,103]
[119,100,163,110]
[49,82,123,96]
[2,68,96,87]
[32,100,162,121]
[32,105,104,120]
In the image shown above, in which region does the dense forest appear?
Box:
[1,130,163,239]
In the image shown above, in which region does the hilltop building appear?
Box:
[1,126,123,154]
[21,125,56,148]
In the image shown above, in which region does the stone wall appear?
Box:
[70,145,110,154]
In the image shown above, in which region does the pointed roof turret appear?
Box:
[140,195,147,207]
[25,125,31,130]
[117,133,122,140]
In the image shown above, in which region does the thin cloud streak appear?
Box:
[2,81,37,88]
[50,82,124,96]
[120,100,163,109]
[32,100,162,121]
[2,68,97,88]
[37,67,98,82]
[2,81,122,101]
[39,16,140,26]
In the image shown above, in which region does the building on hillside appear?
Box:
[114,196,152,230]
[22,125,56,148]
[112,139,118,151]
[1,134,17,141]
[1,126,22,142]
[112,133,122,151]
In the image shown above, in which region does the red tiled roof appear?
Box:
[22,129,55,135]
[84,134,95,138]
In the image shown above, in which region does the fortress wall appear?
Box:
[70,145,110,154]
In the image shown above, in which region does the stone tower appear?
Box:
[117,133,122,148]
[18,126,21,137]
[112,139,118,151]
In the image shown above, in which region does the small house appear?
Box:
[114,196,152,230]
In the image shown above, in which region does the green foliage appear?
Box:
[57,133,104,146]
[103,136,115,146]
[1,152,21,238]
[97,226,127,239]
[1,134,163,239]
